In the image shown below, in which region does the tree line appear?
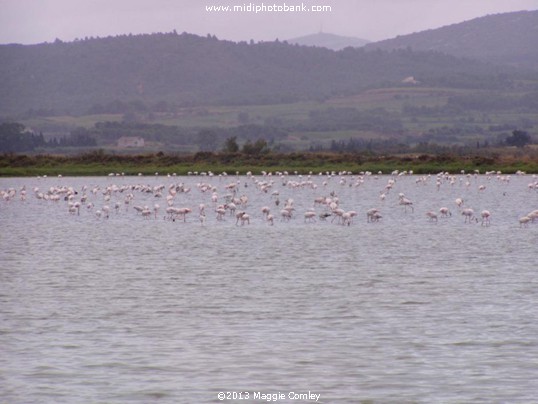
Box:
[1,120,533,155]
[0,123,96,152]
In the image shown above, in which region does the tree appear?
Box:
[0,122,46,152]
[505,130,531,148]
[242,139,268,155]
[222,136,239,153]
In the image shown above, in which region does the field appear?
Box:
[17,83,538,155]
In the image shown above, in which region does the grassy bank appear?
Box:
[1,151,537,177]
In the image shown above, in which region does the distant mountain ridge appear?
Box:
[365,10,538,69]
[0,31,511,117]
[286,32,370,50]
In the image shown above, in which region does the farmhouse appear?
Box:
[401,76,419,85]
[117,136,145,148]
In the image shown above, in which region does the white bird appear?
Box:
[68,203,80,215]
[367,208,379,223]
[239,212,250,225]
[519,216,531,227]
[341,211,353,226]
[175,207,191,222]
[331,208,345,224]
[216,206,226,221]
[280,209,292,222]
[304,211,317,223]
[439,207,451,217]
[235,211,247,225]
[426,211,438,222]
[462,208,474,223]
[527,210,538,222]
[141,206,152,219]
[399,196,414,212]
[481,210,491,226]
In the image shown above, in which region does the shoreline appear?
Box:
[1,151,537,176]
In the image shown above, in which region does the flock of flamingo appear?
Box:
[1,170,537,228]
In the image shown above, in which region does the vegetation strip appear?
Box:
[1,151,537,176]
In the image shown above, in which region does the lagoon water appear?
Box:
[1,173,537,403]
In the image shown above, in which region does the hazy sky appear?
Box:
[1,0,537,44]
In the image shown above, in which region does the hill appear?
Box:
[365,10,538,69]
[0,31,513,118]
[286,32,370,50]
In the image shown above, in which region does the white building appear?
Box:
[117,136,145,148]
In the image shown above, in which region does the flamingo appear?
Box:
[141,206,152,219]
[235,211,246,225]
[519,216,531,227]
[399,196,414,212]
[426,211,438,222]
[527,210,538,222]
[371,212,382,222]
[165,206,178,220]
[439,207,451,217]
[367,208,379,223]
[341,211,353,226]
[331,208,345,224]
[68,202,80,215]
[216,206,226,221]
[347,210,358,223]
[462,208,474,223]
[481,210,491,226]
[280,209,292,222]
[175,207,191,222]
[261,206,271,218]
[240,213,250,225]
[227,202,237,216]
[319,212,331,221]
[304,211,317,223]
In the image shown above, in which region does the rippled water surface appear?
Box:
[1,173,537,403]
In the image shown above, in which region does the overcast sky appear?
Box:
[1,0,537,45]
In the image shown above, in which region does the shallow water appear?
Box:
[1,173,537,403]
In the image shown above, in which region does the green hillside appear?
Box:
[365,10,538,69]
[0,31,515,117]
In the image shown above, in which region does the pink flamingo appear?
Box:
[481,210,491,226]
[462,208,474,223]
